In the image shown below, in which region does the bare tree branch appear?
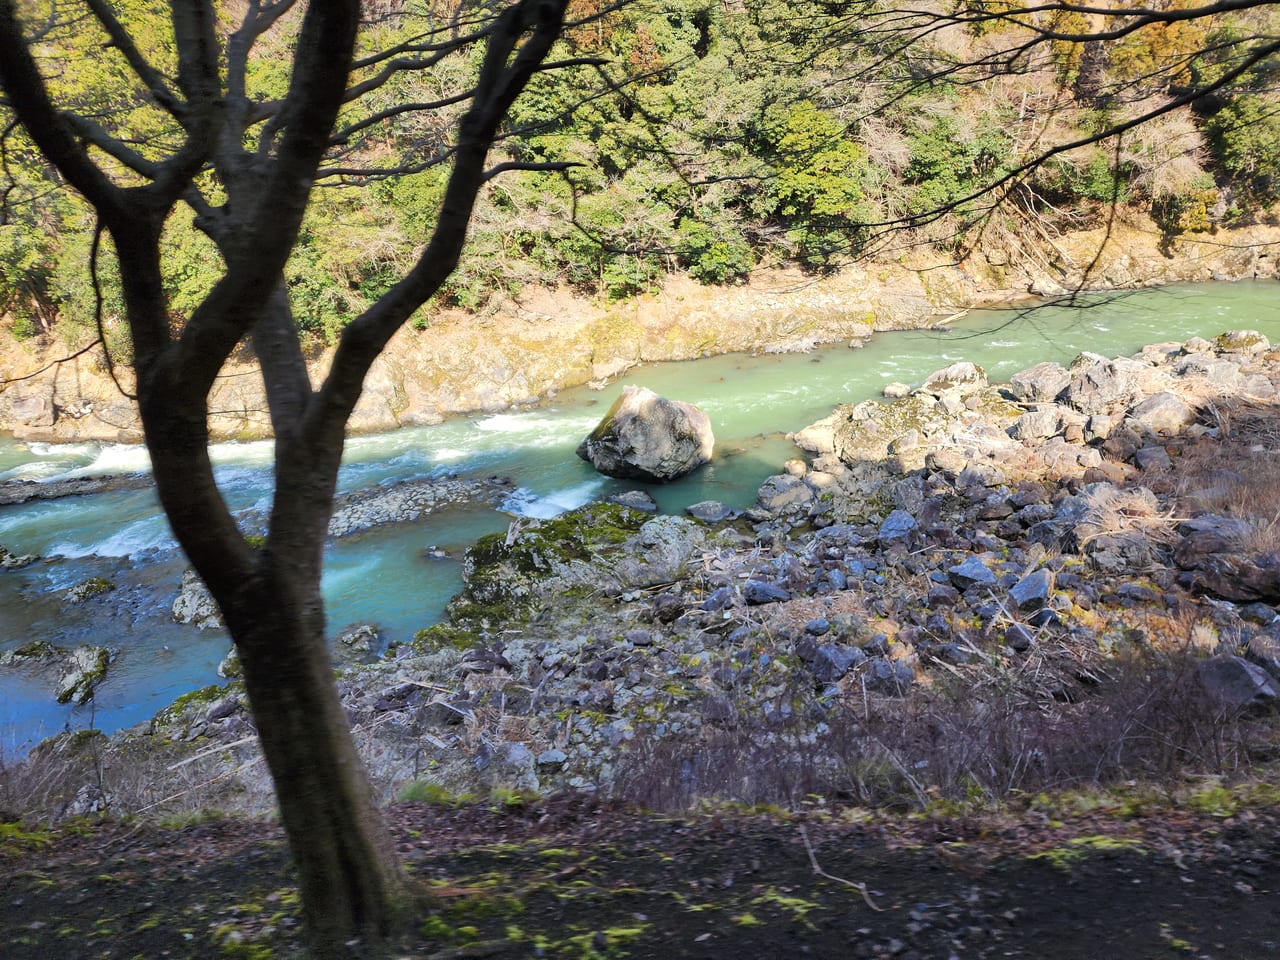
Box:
[84,0,183,118]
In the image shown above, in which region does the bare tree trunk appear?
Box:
[136,358,409,955]
[224,579,409,954]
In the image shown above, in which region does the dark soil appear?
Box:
[3,793,1279,959]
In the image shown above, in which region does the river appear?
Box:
[2,281,1279,752]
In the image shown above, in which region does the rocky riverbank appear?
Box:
[75,326,1279,819]
[3,219,1278,443]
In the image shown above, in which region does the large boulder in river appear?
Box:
[576,386,714,482]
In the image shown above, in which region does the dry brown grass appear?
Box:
[611,619,1270,816]
[1172,397,1280,553]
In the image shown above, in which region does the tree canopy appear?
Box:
[4,0,1279,343]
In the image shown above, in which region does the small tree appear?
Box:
[0,0,580,952]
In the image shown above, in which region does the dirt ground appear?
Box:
[3,792,1278,960]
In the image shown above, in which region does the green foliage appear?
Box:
[903,112,1013,217]
[5,1,1280,340]
[674,218,754,284]
[1207,94,1280,206]
[1152,173,1219,233]
[760,101,872,269]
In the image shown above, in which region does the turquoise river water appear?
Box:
[1,281,1278,751]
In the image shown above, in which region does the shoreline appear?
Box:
[3,218,1278,444]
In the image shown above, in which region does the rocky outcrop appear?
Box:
[56,646,114,705]
[0,543,38,569]
[0,641,115,705]
[327,474,513,537]
[576,386,714,482]
[0,475,152,506]
[64,577,114,603]
[172,569,223,629]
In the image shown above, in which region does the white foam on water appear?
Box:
[209,439,275,469]
[48,516,174,559]
[69,443,153,477]
[473,412,596,442]
[502,478,607,519]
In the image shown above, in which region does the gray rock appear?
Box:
[64,577,114,603]
[536,748,568,771]
[756,474,815,513]
[1197,655,1279,711]
[878,509,919,545]
[892,476,925,513]
[956,463,1005,490]
[744,580,791,605]
[1010,568,1054,612]
[1061,357,1141,415]
[1246,631,1280,678]
[1129,392,1196,432]
[1133,446,1172,471]
[173,569,224,628]
[926,447,969,477]
[576,385,714,482]
[608,489,659,513]
[1085,531,1160,574]
[948,556,997,589]
[56,645,112,705]
[61,784,111,818]
[1005,624,1034,652]
[1174,355,1241,386]
[1009,407,1062,440]
[811,643,866,683]
[685,500,735,523]
[701,586,735,611]
[1215,330,1269,354]
[889,429,921,453]
[328,475,510,537]
[1008,361,1071,403]
[0,544,38,569]
[861,659,914,694]
[217,646,242,679]
[335,624,379,664]
[882,382,912,398]
[922,361,987,397]
[205,695,242,722]
[1182,552,1280,603]
[610,515,708,590]
[1085,414,1116,442]
[0,639,61,666]
[1175,515,1255,565]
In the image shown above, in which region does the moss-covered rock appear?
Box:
[0,639,62,665]
[55,645,113,704]
[458,503,650,619]
[411,624,484,654]
[64,577,114,604]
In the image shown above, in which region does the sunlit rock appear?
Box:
[576,386,714,482]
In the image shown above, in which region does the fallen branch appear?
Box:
[798,823,884,912]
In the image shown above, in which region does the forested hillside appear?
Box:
[2,0,1278,345]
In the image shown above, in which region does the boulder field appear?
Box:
[131,328,1280,811]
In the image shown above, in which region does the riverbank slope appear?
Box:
[3,218,1277,443]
